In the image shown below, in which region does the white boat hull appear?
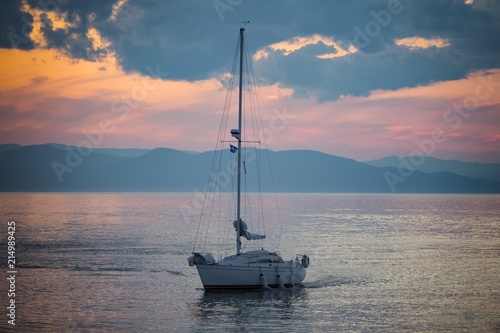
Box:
[195,263,306,290]
[189,250,309,290]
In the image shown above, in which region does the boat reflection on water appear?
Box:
[188,288,310,330]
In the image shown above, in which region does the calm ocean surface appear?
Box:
[0,193,499,332]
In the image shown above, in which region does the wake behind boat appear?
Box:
[187,25,309,290]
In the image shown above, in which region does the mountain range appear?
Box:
[364,156,500,183]
[0,144,499,193]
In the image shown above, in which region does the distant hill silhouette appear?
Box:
[364,156,500,183]
[0,144,21,153]
[0,144,499,193]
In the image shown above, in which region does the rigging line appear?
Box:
[209,32,242,252]
[204,145,226,251]
[224,167,236,258]
[242,162,259,251]
[214,29,239,157]
[243,35,268,243]
[252,98,267,242]
[192,36,239,252]
[256,148,266,243]
[245,42,259,145]
[218,31,240,145]
[263,141,283,251]
[216,181,221,257]
[245,43,284,252]
[215,152,227,256]
[223,179,233,259]
[192,29,241,252]
[239,33,268,245]
[200,144,222,251]
[242,35,256,137]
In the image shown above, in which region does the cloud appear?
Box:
[254,34,356,61]
[1,47,499,162]
[2,0,499,101]
[1,0,499,163]
[0,47,231,149]
[0,0,35,49]
[252,0,500,101]
[256,42,464,101]
[394,37,450,50]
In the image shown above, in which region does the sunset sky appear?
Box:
[1,0,499,162]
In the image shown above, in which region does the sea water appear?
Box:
[0,193,499,332]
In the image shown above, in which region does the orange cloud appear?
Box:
[0,47,296,150]
[266,70,500,161]
[394,36,451,50]
[254,34,356,61]
[1,46,499,162]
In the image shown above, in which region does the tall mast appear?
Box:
[236,27,244,255]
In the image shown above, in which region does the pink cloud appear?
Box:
[1,49,499,163]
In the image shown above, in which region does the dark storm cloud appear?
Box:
[394,1,500,64]
[29,0,116,61]
[253,0,500,100]
[2,0,499,101]
[0,0,35,49]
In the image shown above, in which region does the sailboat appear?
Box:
[187,25,309,290]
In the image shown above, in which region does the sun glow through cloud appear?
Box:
[20,0,78,47]
[110,0,128,21]
[394,37,451,50]
[254,34,357,61]
[0,47,298,151]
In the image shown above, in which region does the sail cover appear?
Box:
[233,219,266,240]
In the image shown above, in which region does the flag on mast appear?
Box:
[230,144,238,153]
